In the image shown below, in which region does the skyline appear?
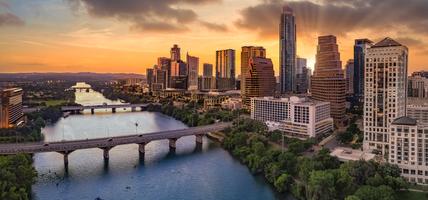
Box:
[1,0,428,74]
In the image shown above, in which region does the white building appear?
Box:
[251,96,333,139]
[389,116,428,184]
[363,38,408,155]
[408,98,428,125]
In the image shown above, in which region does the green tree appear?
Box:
[274,173,292,193]
[307,170,337,200]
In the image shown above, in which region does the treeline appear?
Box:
[18,81,75,107]
[159,101,241,127]
[90,82,154,104]
[0,154,37,200]
[223,118,408,200]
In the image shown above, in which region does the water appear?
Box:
[32,88,283,200]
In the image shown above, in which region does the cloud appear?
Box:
[69,0,221,32]
[0,12,24,27]
[200,21,228,32]
[235,0,428,38]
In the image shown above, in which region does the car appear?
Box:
[108,138,113,142]
[43,143,49,146]
[138,135,143,137]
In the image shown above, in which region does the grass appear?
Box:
[30,99,68,106]
[397,191,428,200]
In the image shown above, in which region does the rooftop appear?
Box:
[391,116,417,126]
[372,37,402,48]
[330,147,375,162]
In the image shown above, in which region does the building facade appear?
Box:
[170,44,181,61]
[310,35,346,126]
[241,46,266,96]
[279,6,296,94]
[146,68,154,92]
[216,49,236,91]
[354,39,373,101]
[158,57,171,88]
[251,96,333,139]
[0,88,24,128]
[389,117,428,184]
[203,63,213,77]
[187,54,199,91]
[243,57,276,105]
[408,71,428,98]
[296,57,309,94]
[363,38,408,155]
[345,59,355,95]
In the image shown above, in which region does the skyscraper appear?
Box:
[241,46,266,95]
[203,63,213,77]
[170,44,181,61]
[363,38,408,155]
[158,57,171,88]
[243,57,276,105]
[295,57,309,94]
[171,60,187,77]
[280,5,296,94]
[345,59,355,95]
[354,39,373,101]
[216,49,236,91]
[146,68,154,91]
[187,53,199,91]
[311,35,346,126]
[408,71,428,98]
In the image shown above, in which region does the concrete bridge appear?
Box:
[0,122,231,167]
[61,103,161,114]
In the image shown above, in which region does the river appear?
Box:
[32,89,285,200]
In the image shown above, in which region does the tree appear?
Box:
[274,173,292,193]
[353,185,395,200]
[307,170,337,200]
[345,195,361,200]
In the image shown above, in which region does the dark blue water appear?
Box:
[32,90,284,200]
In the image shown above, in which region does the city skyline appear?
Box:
[1,0,427,74]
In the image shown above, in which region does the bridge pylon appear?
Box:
[100,146,113,161]
[169,138,179,150]
[58,150,74,168]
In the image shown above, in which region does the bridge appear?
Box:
[0,122,231,167]
[61,103,161,114]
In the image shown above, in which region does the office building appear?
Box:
[198,76,216,91]
[407,98,428,125]
[408,71,428,98]
[171,60,187,77]
[241,46,266,96]
[310,35,346,126]
[187,54,199,91]
[158,57,171,88]
[251,96,333,139]
[146,68,154,92]
[170,44,181,61]
[279,5,296,94]
[363,38,408,155]
[216,49,236,91]
[345,59,355,95]
[243,57,276,105]
[354,39,373,101]
[154,68,167,90]
[296,57,309,94]
[170,76,188,90]
[0,88,24,128]
[203,63,213,77]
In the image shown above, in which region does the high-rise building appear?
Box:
[187,53,199,91]
[243,57,276,105]
[203,63,213,77]
[170,44,181,61]
[251,96,333,139]
[363,38,408,155]
[171,60,187,77]
[216,49,236,91]
[241,46,266,95]
[146,68,154,91]
[158,57,171,88]
[408,71,428,98]
[311,35,346,126]
[345,59,355,95]
[295,57,309,94]
[0,88,24,128]
[407,98,428,125]
[279,5,296,94]
[154,68,167,90]
[354,39,373,101]
[198,76,216,91]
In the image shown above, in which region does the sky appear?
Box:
[0,0,427,75]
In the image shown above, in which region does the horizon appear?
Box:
[1,0,427,74]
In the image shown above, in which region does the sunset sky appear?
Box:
[0,0,427,75]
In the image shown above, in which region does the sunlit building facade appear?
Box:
[0,88,24,128]
[216,49,236,91]
[243,57,276,105]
